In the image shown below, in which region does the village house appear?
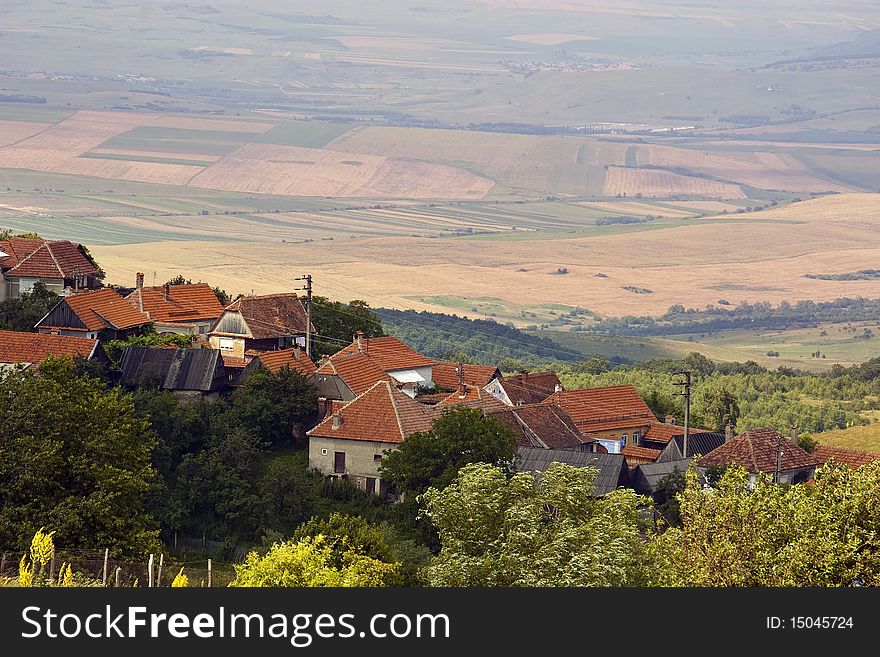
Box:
[125,272,224,336]
[119,345,227,400]
[811,444,880,469]
[330,333,436,397]
[696,427,824,485]
[233,346,317,389]
[307,380,436,496]
[0,236,101,301]
[483,371,562,406]
[430,361,500,391]
[35,287,151,340]
[0,328,108,371]
[655,426,727,462]
[543,384,657,456]
[312,350,394,413]
[208,293,314,360]
[487,403,598,452]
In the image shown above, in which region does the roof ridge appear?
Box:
[386,382,407,441]
[9,243,61,277]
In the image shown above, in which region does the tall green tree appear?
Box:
[310,296,384,357]
[230,368,317,445]
[0,282,60,332]
[380,407,517,496]
[694,382,740,431]
[650,463,880,586]
[421,462,653,586]
[0,358,159,556]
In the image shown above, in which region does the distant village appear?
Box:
[3,234,879,505]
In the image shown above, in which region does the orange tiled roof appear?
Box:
[489,403,593,449]
[220,354,250,369]
[0,237,98,279]
[334,336,435,372]
[0,329,98,364]
[41,288,150,332]
[431,361,499,390]
[643,422,713,444]
[256,348,317,377]
[621,445,663,462]
[126,283,223,323]
[316,351,393,396]
[697,428,824,474]
[813,444,880,469]
[438,384,489,405]
[308,380,435,443]
[544,385,655,428]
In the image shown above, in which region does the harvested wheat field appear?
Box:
[602,166,745,199]
[91,194,880,320]
[0,120,52,147]
[635,144,856,193]
[188,143,494,199]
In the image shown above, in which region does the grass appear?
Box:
[408,295,591,325]
[80,152,210,168]
[257,121,354,148]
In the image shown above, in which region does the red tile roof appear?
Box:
[492,371,561,405]
[621,445,663,462]
[0,329,99,364]
[488,403,593,449]
[643,423,713,445]
[813,444,880,469]
[40,288,151,332]
[438,384,490,405]
[256,348,317,377]
[316,351,393,396]
[126,283,223,323]
[544,385,656,433]
[217,293,313,339]
[220,354,250,369]
[308,380,435,443]
[333,336,435,372]
[697,428,824,474]
[431,361,499,390]
[0,237,98,279]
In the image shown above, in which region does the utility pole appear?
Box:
[774,432,784,484]
[674,371,692,458]
[295,274,313,359]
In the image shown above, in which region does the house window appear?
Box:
[334,452,346,474]
[218,337,234,351]
[374,454,382,462]
[365,477,376,494]
[321,448,328,456]
[632,431,640,445]
[621,434,628,445]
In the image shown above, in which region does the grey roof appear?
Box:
[120,346,227,392]
[675,432,726,458]
[631,458,697,495]
[515,447,628,496]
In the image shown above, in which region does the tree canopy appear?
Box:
[421,462,652,586]
[310,296,383,357]
[380,407,517,495]
[0,282,60,332]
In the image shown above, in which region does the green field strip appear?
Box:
[80,152,210,167]
[0,107,74,122]
[99,135,243,156]
[256,121,355,148]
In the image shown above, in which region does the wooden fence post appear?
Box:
[157,554,164,587]
[0,553,6,577]
[114,567,121,588]
[49,549,56,583]
[207,559,212,588]
[102,548,109,587]
[147,554,154,588]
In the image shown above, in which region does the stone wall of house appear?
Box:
[309,435,395,495]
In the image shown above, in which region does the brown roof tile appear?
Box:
[544,385,656,433]
[697,428,824,473]
[643,422,713,445]
[256,348,317,377]
[1,238,98,279]
[41,288,151,332]
[0,329,98,364]
[334,336,435,372]
[316,351,393,396]
[493,371,562,405]
[621,445,663,462]
[431,361,499,390]
[308,380,435,443]
[488,403,593,449]
[127,283,223,323]
[813,444,880,469]
[219,293,312,339]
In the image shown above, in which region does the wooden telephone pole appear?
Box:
[296,274,313,358]
[674,371,692,458]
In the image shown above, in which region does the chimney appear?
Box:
[331,413,343,430]
[136,272,144,289]
[789,424,799,446]
[135,272,145,312]
[665,414,675,425]
[355,330,364,353]
[163,283,171,302]
[457,362,465,395]
[725,421,735,443]
[554,384,562,393]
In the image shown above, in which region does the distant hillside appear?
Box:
[376,308,583,367]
